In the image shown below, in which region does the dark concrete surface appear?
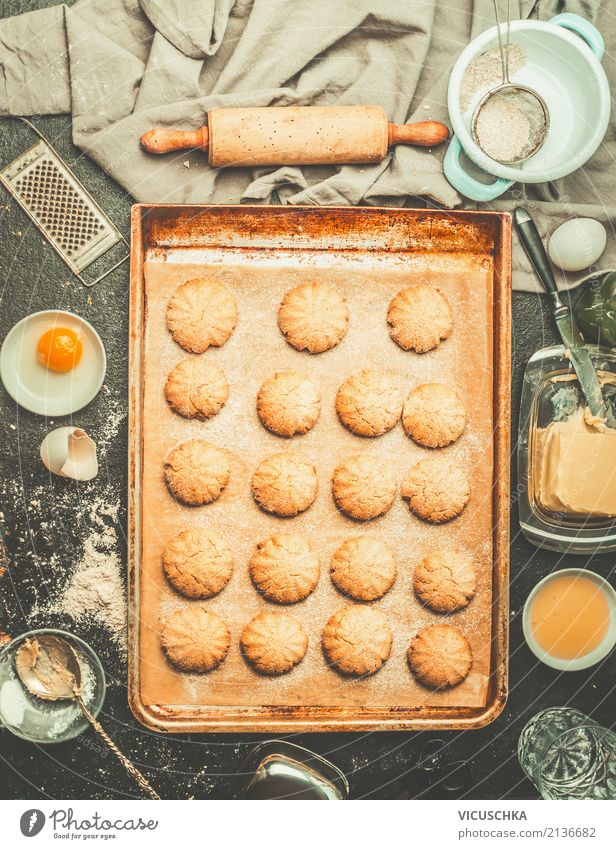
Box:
[0,1,615,802]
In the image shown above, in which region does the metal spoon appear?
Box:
[471,0,549,164]
[15,635,160,800]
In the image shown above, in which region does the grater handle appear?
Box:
[140,126,209,154]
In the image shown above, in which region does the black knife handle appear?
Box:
[514,207,561,304]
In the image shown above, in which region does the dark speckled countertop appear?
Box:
[1,4,615,800]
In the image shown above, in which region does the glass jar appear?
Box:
[517,344,616,553]
[519,708,616,799]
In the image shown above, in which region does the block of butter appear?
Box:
[539,409,616,516]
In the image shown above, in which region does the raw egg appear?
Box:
[548,218,607,272]
[37,326,83,373]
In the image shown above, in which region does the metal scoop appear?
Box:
[471,0,549,164]
[15,635,160,800]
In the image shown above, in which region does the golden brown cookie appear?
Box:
[164,439,230,506]
[407,623,473,689]
[401,455,469,522]
[161,607,230,673]
[332,454,397,520]
[322,606,392,676]
[167,278,238,353]
[240,612,308,675]
[278,282,349,353]
[256,371,321,437]
[336,370,403,437]
[249,533,320,603]
[165,358,229,420]
[163,529,233,599]
[387,284,452,353]
[413,551,477,613]
[330,536,396,601]
[251,453,318,517]
[402,383,466,448]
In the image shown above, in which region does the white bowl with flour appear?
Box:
[445,13,610,201]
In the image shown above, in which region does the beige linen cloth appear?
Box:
[0,0,613,290]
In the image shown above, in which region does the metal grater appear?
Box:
[0,120,129,286]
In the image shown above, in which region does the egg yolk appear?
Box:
[37,327,83,373]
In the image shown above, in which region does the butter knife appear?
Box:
[514,207,614,427]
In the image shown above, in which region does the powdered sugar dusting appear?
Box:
[137,247,497,715]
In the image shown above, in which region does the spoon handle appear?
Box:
[78,696,161,800]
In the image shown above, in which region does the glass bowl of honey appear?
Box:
[523,568,616,671]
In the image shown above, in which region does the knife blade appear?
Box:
[554,307,611,424]
[514,207,614,427]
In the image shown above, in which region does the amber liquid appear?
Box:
[530,575,610,660]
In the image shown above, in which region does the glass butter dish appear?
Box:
[518,344,616,554]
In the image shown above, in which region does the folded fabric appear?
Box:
[0,0,614,292]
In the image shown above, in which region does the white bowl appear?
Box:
[0,310,106,416]
[523,568,616,671]
[446,15,610,198]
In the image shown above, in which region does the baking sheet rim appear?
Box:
[127,203,511,733]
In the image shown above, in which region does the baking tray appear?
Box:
[128,204,511,733]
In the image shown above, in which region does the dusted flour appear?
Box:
[474,93,532,163]
[45,497,127,656]
[460,43,526,112]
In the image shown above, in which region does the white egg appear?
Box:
[40,426,98,481]
[548,218,607,272]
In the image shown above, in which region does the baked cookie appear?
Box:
[330,536,396,601]
[407,624,473,689]
[278,282,349,353]
[163,529,233,599]
[413,551,477,613]
[257,371,321,437]
[401,455,469,522]
[249,533,320,603]
[161,607,230,673]
[251,453,318,517]
[387,284,452,353]
[167,278,238,353]
[240,612,308,675]
[165,358,229,420]
[332,454,397,520]
[402,383,466,448]
[322,606,392,676]
[164,439,230,506]
[336,370,403,437]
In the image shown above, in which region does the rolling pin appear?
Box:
[140,105,449,167]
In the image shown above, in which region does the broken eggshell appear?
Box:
[40,426,98,481]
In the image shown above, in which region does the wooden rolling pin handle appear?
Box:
[388,121,449,148]
[140,126,209,154]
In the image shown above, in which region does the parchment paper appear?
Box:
[139,247,494,712]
